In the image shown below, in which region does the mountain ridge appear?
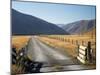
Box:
[62,19,96,34]
[12,9,69,35]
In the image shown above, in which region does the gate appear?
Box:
[77,41,93,64]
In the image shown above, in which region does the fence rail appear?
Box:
[39,35,96,64]
[39,35,96,48]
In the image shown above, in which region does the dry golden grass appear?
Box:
[37,35,96,58]
[12,36,31,52]
[84,28,96,36]
[37,36,77,58]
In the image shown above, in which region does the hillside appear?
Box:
[62,19,96,34]
[83,28,96,36]
[12,9,68,35]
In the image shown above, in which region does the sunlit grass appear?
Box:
[37,35,96,58]
[12,36,31,52]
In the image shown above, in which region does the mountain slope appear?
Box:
[62,19,96,34]
[83,28,96,35]
[12,9,68,35]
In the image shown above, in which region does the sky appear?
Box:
[12,1,96,24]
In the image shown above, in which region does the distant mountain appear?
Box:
[12,9,68,35]
[62,19,96,34]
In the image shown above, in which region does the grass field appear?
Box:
[11,34,96,59]
[11,34,96,74]
[37,35,96,59]
[12,36,31,52]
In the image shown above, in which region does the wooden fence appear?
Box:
[39,35,95,64]
[40,35,95,46]
[77,42,94,64]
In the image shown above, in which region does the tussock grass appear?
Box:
[12,36,31,52]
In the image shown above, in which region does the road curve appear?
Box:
[27,36,78,65]
[26,36,95,72]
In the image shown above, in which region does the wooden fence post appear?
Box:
[87,41,92,63]
[72,40,73,44]
[77,44,79,56]
[82,41,84,45]
[76,40,78,45]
